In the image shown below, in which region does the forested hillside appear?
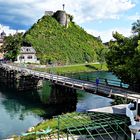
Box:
[24,15,105,64]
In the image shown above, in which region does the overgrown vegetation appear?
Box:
[1,33,23,61]
[24,15,105,65]
[106,19,140,92]
[13,112,91,140]
[1,12,106,65]
[31,63,107,74]
[111,96,132,105]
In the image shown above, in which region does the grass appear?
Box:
[32,63,108,75]
[13,112,91,140]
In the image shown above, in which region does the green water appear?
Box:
[69,71,128,88]
[0,71,115,139]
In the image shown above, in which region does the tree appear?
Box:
[132,19,140,34]
[1,33,23,61]
[106,31,140,91]
[95,47,107,69]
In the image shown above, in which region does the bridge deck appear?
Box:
[0,63,140,100]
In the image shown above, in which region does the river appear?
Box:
[0,71,116,139]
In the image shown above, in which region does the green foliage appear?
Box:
[111,96,132,105]
[24,15,104,65]
[95,47,107,69]
[132,19,140,34]
[32,63,108,75]
[1,33,23,61]
[67,14,74,21]
[106,30,140,91]
[39,81,52,104]
[16,112,91,140]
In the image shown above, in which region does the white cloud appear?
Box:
[86,27,132,42]
[0,0,135,42]
[0,24,25,35]
[0,0,135,28]
[71,0,135,22]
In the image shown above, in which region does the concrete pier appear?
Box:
[87,104,127,115]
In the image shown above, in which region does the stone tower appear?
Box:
[45,4,72,27]
[53,10,71,28]
[53,10,67,26]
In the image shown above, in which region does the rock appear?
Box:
[27,127,35,132]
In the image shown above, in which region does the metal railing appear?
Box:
[0,63,140,99]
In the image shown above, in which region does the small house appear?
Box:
[15,46,40,64]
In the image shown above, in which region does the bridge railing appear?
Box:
[76,76,128,88]
[0,63,139,96]
[0,63,128,88]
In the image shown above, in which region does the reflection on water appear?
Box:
[0,81,77,139]
[0,71,114,139]
[0,92,43,139]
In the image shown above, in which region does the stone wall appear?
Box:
[45,11,54,16]
[0,67,40,91]
[45,10,72,27]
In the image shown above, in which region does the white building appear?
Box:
[15,46,40,64]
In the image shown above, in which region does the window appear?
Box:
[27,55,32,59]
[19,56,24,59]
[26,48,30,51]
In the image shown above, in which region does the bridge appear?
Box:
[0,63,139,100]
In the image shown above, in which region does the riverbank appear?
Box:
[30,63,108,74]
[12,104,130,140]
[12,112,91,140]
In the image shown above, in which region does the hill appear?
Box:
[24,11,105,65]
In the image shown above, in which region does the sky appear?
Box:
[0,0,140,42]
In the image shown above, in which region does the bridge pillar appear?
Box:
[0,67,42,91]
[0,67,17,89]
[46,83,77,105]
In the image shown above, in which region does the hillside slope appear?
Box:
[24,15,104,64]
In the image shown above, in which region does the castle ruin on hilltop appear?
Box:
[45,5,73,27]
